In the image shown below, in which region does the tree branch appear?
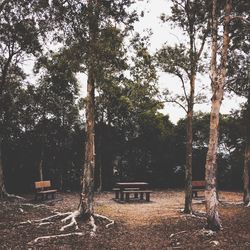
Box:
[230,16,250,25]
[165,98,188,113]
[176,72,189,104]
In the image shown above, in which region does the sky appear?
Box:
[131,0,246,124]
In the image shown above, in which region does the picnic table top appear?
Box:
[115,182,149,188]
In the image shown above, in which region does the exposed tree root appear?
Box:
[29,232,84,244]
[198,228,217,237]
[94,213,115,228]
[19,212,72,226]
[169,230,186,238]
[181,211,206,220]
[20,209,114,242]
[220,201,243,206]
[60,210,80,231]
[89,215,97,237]
[1,188,25,201]
[21,203,47,209]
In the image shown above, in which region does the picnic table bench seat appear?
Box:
[113,182,152,202]
[122,189,152,202]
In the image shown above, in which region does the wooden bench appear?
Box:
[34,181,57,200]
[192,180,205,198]
[123,190,152,202]
[113,187,140,200]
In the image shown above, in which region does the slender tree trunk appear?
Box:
[78,0,98,217]
[0,136,6,198]
[184,96,194,213]
[97,159,103,193]
[205,0,231,231]
[205,96,222,231]
[243,144,250,205]
[38,151,44,181]
[97,127,103,193]
[243,90,250,205]
[0,53,13,198]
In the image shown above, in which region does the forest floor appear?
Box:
[0,190,250,249]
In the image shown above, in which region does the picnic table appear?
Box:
[113,182,152,202]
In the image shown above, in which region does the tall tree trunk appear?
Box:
[184,77,194,213]
[205,0,231,231]
[97,127,103,193]
[78,0,98,217]
[205,96,222,231]
[78,68,96,217]
[243,90,250,205]
[97,158,103,193]
[38,150,44,181]
[243,144,250,205]
[0,136,6,198]
[0,51,13,198]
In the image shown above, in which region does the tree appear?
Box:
[95,32,162,189]
[205,0,232,231]
[34,50,80,185]
[0,0,44,197]
[157,0,210,213]
[46,0,137,233]
[226,4,250,204]
[205,0,250,230]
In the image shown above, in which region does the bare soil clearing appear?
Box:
[0,190,249,249]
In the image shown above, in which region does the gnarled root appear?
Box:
[60,210,80,231]
[29,232,84,244]
[89,214,114,237]
[94,213,115,228]
[1,187,25,201]
[23,210,114,243]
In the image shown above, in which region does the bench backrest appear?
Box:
[35,180,51,189]
[192,180,205,188]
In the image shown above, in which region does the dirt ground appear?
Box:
[0,190,250,249]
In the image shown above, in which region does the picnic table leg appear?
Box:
[125,192,130,202]
[134,192,138,199]
[146,193,150,202]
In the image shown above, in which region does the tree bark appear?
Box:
[38,152,44,181]
[243,89,250,205]
[205,96,222,231]
[78,0,98,218]
[0,136,6,198]
[205,0,231,231]
[184,112,193,213]
[243,144,250,205]
[79,67,96,217]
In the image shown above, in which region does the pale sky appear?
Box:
[132,0,246,124]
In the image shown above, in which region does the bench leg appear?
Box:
[192,191,197,198]
[134,192,138,199]
[140,192,144,200]
[115,190,119,199]
[146,193,150,202]
[125,193,130,202]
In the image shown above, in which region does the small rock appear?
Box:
[210,240,219,246]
